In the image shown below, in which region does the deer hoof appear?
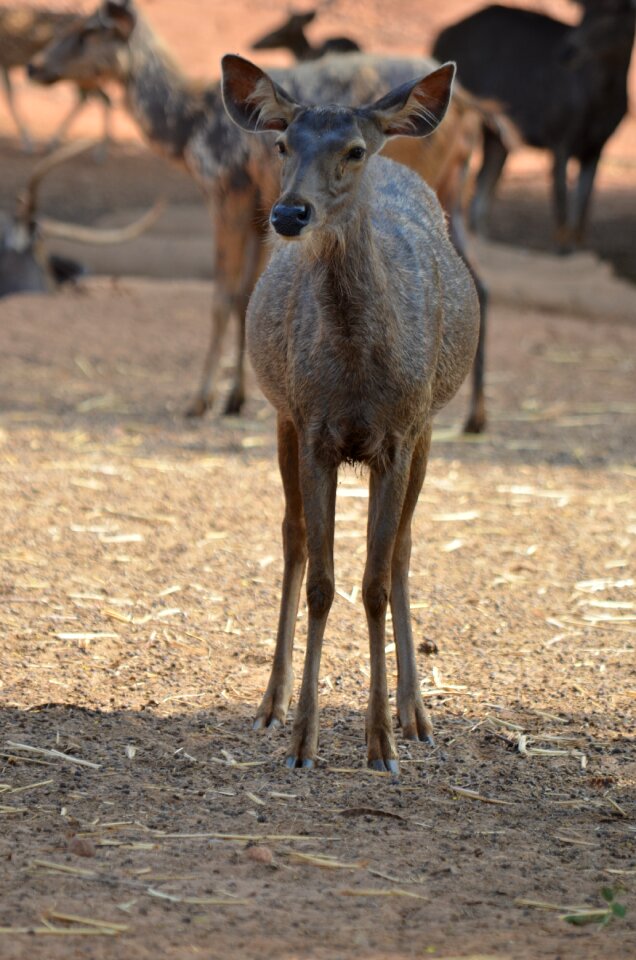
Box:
[185,396,211,418]
[463,411,486,434]
[222,388,245,416]
[368,757,400,774]
[285,755,315,769]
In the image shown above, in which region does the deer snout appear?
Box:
[27,61,57,84]
[271,201,313,238]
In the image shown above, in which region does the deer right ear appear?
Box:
[103,0,136,38]
[221,55,299,133]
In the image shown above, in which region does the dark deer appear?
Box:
[0,138,163,298]
[0,4,112,154]
[432,0,635,250]
[221,55,479,771]
[251,9,360,61]
[29,0,502,433]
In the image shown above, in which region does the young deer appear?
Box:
[0,4,112,154]
[222,55,479,772]
[29,0,494,433]
[251,10,361,61]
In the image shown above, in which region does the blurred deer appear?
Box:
[251,9,360,61]
[1,138,163,297]
[221,55,479,771]
[30,0,513,432]
[0,4,112,153]
[433,0,635,250]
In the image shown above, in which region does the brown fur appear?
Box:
[222,56,480,771]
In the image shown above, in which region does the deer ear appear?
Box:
[221,55,299,133]
[104,0,136,38]
[365,63,455,139]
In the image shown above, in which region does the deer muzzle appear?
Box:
[271,201,313,238]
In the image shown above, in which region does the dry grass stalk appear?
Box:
[286,852,364,870]
[147,888,249,905]
[449,786,513,806]
[45,911,128,933]
[30,859,97,878]
[514,897,589,912]
[338,887,429,901]
[0,926,120,937]
[9,778,54,795]
[7,742,100,769]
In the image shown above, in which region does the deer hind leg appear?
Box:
[447,209,488,435]
[364,445,415,773]
[189,188,261,417]
[390,427,434,745]
[285,442,338,768]
[470,126,508,236]
[2,67,33,153]
[552,148,572,253]
[572,153,600,248]
[254,416,307,731]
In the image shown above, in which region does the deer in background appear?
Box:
[221,55,479,771]
[0,137,164,297]
[432,0,635,250]
[0,4,112,154]
[251,9,361,61]
[29,0,504,433]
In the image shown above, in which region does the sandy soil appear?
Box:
[0,1,635,958]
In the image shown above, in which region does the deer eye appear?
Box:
[275,141,287,156]
[346,146,365,161]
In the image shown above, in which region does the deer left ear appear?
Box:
[364,62,456,139]
[221,54,299,133]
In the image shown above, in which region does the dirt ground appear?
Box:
[1,1,636,959]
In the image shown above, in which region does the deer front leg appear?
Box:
[185,291,232,417]
[285,444,337,768]
[254,417,306,730]
[390,428,434,744]
[2,67,33,153]
[364,449,413,773]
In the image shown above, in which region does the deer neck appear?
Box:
[124,16,204,159]
[309,195,386,338]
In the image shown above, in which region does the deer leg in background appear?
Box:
[254,416,307,730]
[364,447,413,773]
[286,445,338,768]
[390,427,434,746]
[448,208,487,434]
[188,184,259,417]
[572,152,600,247]
[222,229,266,415]
[47,89,89,152]
[2,67,33,152]
[469,125,508,236]
[553,147,571,253]
[185,290,233,417]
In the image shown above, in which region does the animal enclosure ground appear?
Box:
[0,0,635,956]
[0,274,634,960]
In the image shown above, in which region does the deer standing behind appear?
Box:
[432,0,635,250]
[0,4,112,153]
[222,55,480,772]
[29,0,498,432]
[0,137,164,298]
[251,9,361,61]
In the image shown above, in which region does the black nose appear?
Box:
[271,202,312,237]
[27,63,38,79]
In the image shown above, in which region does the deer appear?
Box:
[28,0,508,434]
[251,9,361,61]
[432,0,635,251]
[221,54,479,771]
[0,138,163,298]
[0,4,113,155]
